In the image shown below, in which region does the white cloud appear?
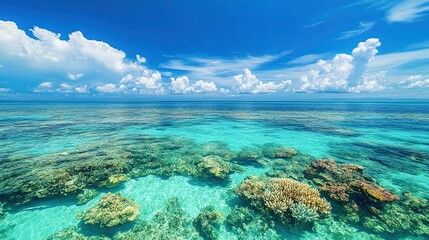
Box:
[400,75,429,88]
[116,71,164,94]
[0,21,133,72]
[75,85,89,93]
[300,38,383,92]
[387,0,429,23]
[349,71,386,92]
[34,82,53,92]
[67,73,84,80]
[169,76,218,94]
[34,81,89,93]
[0,20,163,95]
[0,88,11,92]
[289,54,324,65]
[136,54,147,63]
[59,83,73,92]
[193,80,217,93]
[234,68,289,94]
[160,52,290,86]
[96,83,120,93]
[338,22,375,40]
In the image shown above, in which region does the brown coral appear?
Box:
[305,159,399,203]
[352,181,400,202]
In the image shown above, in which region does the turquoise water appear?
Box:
[0,102,428,239]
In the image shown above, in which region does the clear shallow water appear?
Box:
[0,101,428,240]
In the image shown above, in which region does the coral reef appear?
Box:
[362,192,429,236]
[197,156,241,180]
[100,174,127,188]
[78,193,140,228]
[235,176,331,224]
[114,197,202,240]
[290,202,319,223]
[234,147,268,166]
[0,136,242,205]
[304,159,399,203]
[304,159,429,236]
[271,146,298,159]
[264,152,316,181]
[77,189,100,205]
[193,206,222,240]
[226,206,280,240]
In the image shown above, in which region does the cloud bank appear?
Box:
[300,38,384,92]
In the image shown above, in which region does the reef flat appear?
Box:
[0,101,428,239]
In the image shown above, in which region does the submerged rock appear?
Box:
[78,193,140,228]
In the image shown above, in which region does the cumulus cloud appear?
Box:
[233,68,290,94]
[169,76,218,94]
[74,85,89,93]
[300,38,383,92]
[0,21,134,71]
[0,20,164,94]
[113,71,164,94]
[136,54,146,63]
[67,73,84,80]
[400,75,429,88]
[193,80,217,93]
[96,83,120,93]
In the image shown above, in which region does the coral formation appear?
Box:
[271,146,297,159]
[0,136,242,205]
[362,192,429,236]
[235,176,331,224]
[101,174,127,188]
[77,189,100,205]
[290,202,319,223]
[234,147,268,166]
[193,206,222,240]
[78,193,140,228]
[304,159,399,203]
[114,197,202,240]
[226,206,280,240]
[197,156,241,180]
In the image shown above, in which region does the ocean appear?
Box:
[0,101,428,239]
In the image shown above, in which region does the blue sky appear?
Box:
[0,0,429,100]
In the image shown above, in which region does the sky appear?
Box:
[0,0,429,100]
